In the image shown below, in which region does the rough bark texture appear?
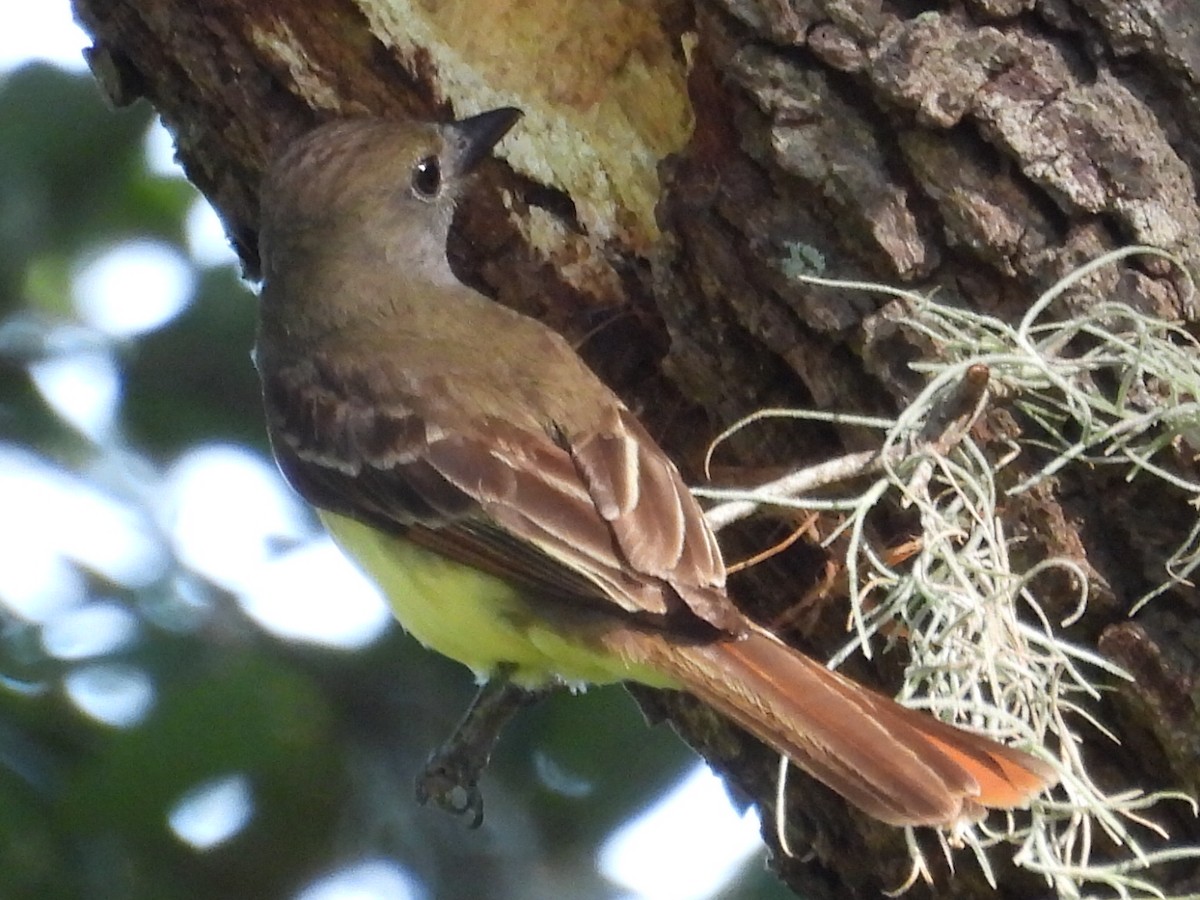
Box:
[71,1,1200,897]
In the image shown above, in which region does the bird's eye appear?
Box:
[411,155,442,198]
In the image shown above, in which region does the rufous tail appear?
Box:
[618,622,1056,827]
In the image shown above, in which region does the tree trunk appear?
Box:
[70,1,1200,897]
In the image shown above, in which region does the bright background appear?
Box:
[0,6,791,900]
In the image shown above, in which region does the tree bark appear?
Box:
[70,1,1200,897]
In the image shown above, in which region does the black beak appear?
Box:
[449,107,523,174]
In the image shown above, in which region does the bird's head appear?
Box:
[258,107,522,282]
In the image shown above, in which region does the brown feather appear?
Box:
[256,114,1057,830]
[609,621,1055,826]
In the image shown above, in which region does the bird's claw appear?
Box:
[416,749,485,828]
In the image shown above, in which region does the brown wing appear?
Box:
[565,404,735,630]
[261,350,740,635]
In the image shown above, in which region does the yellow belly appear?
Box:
[319,511,673,689]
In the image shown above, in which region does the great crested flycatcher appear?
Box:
[254,106,1055,828]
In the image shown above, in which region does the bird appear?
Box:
[253,105,1056,829]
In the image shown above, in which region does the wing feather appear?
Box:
[262,351,740,634]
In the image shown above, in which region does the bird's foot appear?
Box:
[416,744,486,827]
[415,668,546,827]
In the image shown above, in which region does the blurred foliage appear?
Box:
[122,263,265,456]
[0,60,792,900]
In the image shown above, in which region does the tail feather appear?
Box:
[616,623,1056,827]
